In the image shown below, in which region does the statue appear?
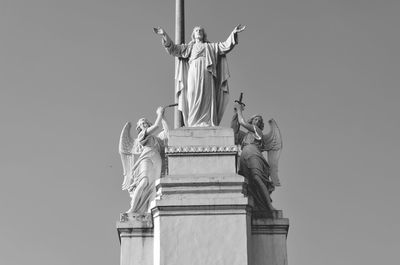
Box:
[231,101,283,211]
[118,106,169,214]
[154,25,246,127]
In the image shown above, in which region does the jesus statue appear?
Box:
[154,25,246,127]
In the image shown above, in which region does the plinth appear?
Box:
[117,127,289,265]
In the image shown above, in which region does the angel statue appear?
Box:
[231,102,283,212]
[118,106,169,214]
[154,24,246,127]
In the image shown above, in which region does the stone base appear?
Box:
[250,216,289,265]
[117,214,153,265]
[117,211,289,265]
[117,176,289,265]
[116,127,289,265]
[166,127,238,175]
[151,174,250,265]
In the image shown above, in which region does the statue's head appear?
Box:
[191,26,208,42]
[247,115,264,130]
[136,118,152,132]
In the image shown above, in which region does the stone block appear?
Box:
[168,127,234,146]
[153,211,250,265]
[166,127,238,175]
[151,174,251,265]
[117,214,153,265]
[167,154,236,175]
[250,217,289,265]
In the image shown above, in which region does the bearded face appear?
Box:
[191,27,207,42]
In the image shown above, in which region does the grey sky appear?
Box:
[1,1,399,265]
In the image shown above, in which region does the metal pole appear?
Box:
[174,0,184,128]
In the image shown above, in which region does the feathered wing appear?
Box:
[262,119,283,186]
[119,122,135,190]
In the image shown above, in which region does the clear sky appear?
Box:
[1,0,399,264]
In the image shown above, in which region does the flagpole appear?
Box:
[174,0,184,128]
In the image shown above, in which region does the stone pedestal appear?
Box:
[251,215,289,265]
[117,214,153,265]
[151,174,250,265]
[117,127,289,265]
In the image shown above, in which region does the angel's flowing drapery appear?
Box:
[119,121,168,213]
[162,33,237,126]
[231,114,282,210]
[126,132,162,213]
[239,133,274,209]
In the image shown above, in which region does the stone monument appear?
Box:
[115,2,289,265]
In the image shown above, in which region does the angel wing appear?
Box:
[262,119,283,187]
[119,122,135,191]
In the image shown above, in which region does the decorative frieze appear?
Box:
[165,145,238,155]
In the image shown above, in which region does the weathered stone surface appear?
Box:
[117,214,153,265]
[168,155,236,175]
[154,211,250,265]
[116,127,289,265]
[250,217,289,265]
[166,127,237,175]
[168,127,234,146]
[151,174,251,265]
[155,174,247,200]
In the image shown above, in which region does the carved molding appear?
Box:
[119,212,153,224]
[251,224,289,235]
[165,145,238,155]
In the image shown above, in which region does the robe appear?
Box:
[163,33,238,126]
[231,113,275,210]
[129,130,162,213]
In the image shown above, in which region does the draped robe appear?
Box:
[162,33,238,126]
[231,114,276,211]
[129,130,162,213]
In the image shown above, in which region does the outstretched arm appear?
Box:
[233,102,254,132]
[218,24,246,54]
[153,27,171,46]
[233,24,246,34]
[231,108,245,145]
[231,110,241,135]
[146,106,165,135]
[153,26,191,58]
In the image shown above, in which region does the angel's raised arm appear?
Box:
[146,106,165,136]
[233,102,260,134]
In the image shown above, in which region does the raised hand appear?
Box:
[153,26,165,36]
[233,24,246,34]
[234,102,245,112]
[156,106,165,116]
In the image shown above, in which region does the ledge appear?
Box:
[166,145,238,156]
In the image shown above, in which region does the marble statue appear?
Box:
[118,106,169,213]
[154,25,246,127]
[231,102,283,211]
